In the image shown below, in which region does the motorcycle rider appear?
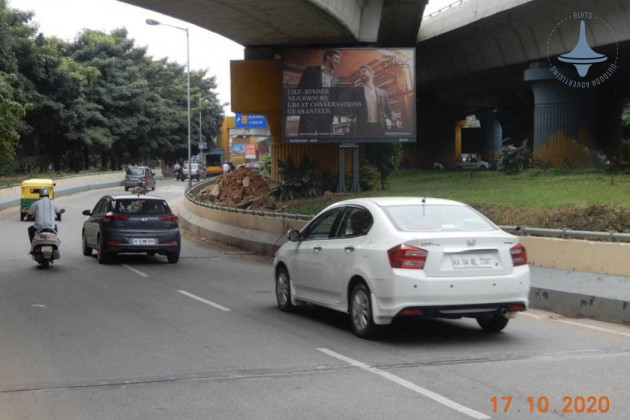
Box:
[28,187,59,244]
[173,161,182,180]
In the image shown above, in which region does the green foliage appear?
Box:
[622,139,630,162]
[0,72,26,165]
[272,154,322,201]
[367,143,402,189]
[260,153,271,177]
[0,0,224,173]
[497,139,532,174]
[359,164,381,191]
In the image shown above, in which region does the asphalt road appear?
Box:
[1,180,629,419]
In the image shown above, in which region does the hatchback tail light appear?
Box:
[160,214,178,222]
[142,175,147,182]
[388,244,428,269]
[510,243,528,266]
[104,212,129,222]
[124,174,129,180]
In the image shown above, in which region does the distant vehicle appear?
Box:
[20,178,56,221]
[203,149,225,177]
[274,197,530,338]
[432,162,444,170]
[458,154,490,170]
[81,194,180,264]
[183,163,203,181]
[124,166,156,191]
[244,161,261,171]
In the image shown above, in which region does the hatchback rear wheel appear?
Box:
[275,267,295,312]
[97,235,110,264]
[350,283,378,339]
[167,252,179,264]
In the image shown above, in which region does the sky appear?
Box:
[8,0,453,115]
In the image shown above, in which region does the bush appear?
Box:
[359,164,381,191]
[497,139,532,174]
[260,153,271,177]
[272,154,322,200]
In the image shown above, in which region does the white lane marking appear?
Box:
[177,290,231,312]
[556,319,630,339]
[520,312,543,320]
[317,348,491,420]
[122,264,149,278]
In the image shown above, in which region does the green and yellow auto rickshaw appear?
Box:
[20,178,56,221]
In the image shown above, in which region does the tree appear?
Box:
[0,72,25,166]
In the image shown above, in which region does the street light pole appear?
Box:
[199,95,212,150]
[146,19,192,188]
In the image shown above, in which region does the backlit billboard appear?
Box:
[282,47,416,143]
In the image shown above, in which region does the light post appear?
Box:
[146,18,192,188]
[199,95,212,150]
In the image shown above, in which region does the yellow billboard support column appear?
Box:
[455,119,465,164]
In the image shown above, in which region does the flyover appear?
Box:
[120,0,630,170]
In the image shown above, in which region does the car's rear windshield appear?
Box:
[113,199,170,215]
[382,204,496,232]
[127,167,145,175]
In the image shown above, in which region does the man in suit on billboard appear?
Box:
[297,50,341,135]
[344,64,401,138]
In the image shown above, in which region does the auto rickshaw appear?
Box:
[20,179,56,221]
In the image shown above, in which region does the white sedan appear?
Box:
[273,197,530,338]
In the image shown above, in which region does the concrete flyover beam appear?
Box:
[120,0,364,46]
[418,0,630,84]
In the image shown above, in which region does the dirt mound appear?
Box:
[196,167,272,208]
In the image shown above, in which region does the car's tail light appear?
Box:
[160,214,178,222]
[142,176,147,181]
[124,175,129,180]
[107,240,122,245]
[508,303,526,311]
[510,243,528,266]
[104,212,129,222]
[388,244,428,269]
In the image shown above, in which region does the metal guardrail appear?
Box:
[422,0,467,20]
[185,177,630,242]
[500,226,630,242]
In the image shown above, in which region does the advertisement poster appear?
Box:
[282,48,416,143]
[232,143,245,156]
[245,143,257,160]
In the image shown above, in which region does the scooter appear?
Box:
[175,170,187,182]
[30,209,65,268]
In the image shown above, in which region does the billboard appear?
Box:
[282,48,416,143]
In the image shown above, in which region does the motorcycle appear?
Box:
[174,170,187,182]
[30,209,65,268]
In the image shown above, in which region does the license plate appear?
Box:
[132,238,156,245]
[41,246,53,253]
[451,254,494,269]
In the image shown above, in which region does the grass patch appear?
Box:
[280,169,630,231]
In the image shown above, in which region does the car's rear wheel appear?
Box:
[97,235,110,264]
[350,283,378,339]
[275,267,295,312]
[167,252,179,264]
[20,213,25,221]
[82,232,92,256]
[477,314,509,332]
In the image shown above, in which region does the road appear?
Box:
[1,180,629,419]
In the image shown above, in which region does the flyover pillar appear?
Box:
[524,62,598,168]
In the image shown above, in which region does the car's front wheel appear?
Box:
[350,283,379,339]
[275,267,295,312]
[477,314,509,332]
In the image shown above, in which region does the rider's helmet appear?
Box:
[39,187,50,198]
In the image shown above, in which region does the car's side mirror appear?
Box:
[287,230,301,242]
[82,210,91,216]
